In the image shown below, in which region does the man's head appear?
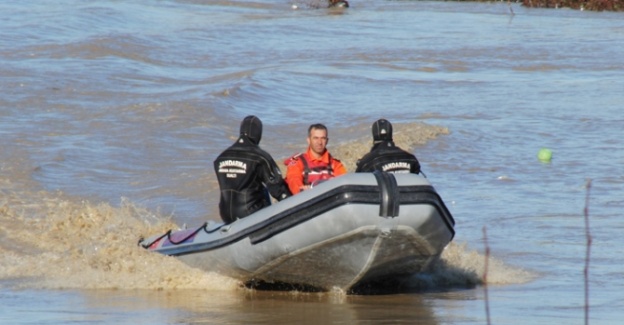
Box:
[372,119,393,142]
[307,123,329,158]
[240,115,263,145]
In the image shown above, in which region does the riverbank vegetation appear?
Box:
[520,0,623,11]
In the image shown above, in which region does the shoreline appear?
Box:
[455,0,623,11]
[520,0,623,11]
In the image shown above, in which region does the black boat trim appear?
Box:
[146,174,455,256]
[374,170,399,217]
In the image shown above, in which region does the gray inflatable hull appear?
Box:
[140,172,455,292]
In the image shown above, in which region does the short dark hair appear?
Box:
[308,123,328,137]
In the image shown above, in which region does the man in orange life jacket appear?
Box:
[355,119,422,174]
[214,115,291,224]
[284,123,347,194]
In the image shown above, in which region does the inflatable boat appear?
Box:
[139,171,455,293]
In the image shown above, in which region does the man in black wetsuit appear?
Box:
[355,119,422,174]
[214,115,291,224]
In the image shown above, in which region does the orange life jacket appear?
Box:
[284,152,335,186]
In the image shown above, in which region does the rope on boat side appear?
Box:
[139,222,209,248]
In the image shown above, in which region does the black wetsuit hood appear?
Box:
[240,115,262,145]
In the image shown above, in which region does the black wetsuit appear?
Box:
[355,140,421,174]
[214,136,291,224]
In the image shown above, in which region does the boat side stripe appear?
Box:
[152,183,454,256]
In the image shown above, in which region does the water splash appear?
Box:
[0,191,238,291]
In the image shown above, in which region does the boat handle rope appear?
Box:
[139,222,212,248]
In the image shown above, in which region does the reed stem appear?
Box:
[483,226,491,325]
[584,179,592,325]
